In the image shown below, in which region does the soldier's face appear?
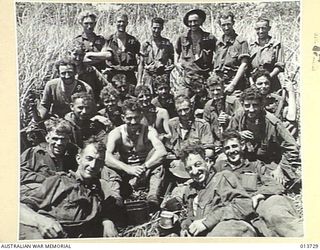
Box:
[116,16,128,32]
[185,153,209,184]
[220,17,234,36]
[71,98,95,121]
[46,131,69,157]
[152,22,163,38]
[243,99,262,120]
[176,101,192,122]
[223,138,243,165]
[156,85,170,99]
[59,65,75,85]
[103,95,118,111]
[77,144,105,180]
[71,51,85,66]
[81,17,96,34]
[137,92,152,108]
[255,76,271,95]
[255,20,270,40]
[209,85,224,100]
[122,110,142,134]
[188,14,201,31]
[114,81,128,97]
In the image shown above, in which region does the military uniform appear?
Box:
[102,33,140,85]
[249,36,285,91]
[151,95,178,118]
[140,37,174,92]
[40,78,92,118]
[74,32,106,71]
[214,32,250,90]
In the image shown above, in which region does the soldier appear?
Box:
[86,11,140,85]
[249,17,285,91]
[110,73,135,108]
[214,11,250,95]
[74,10,106,71]
[39,58,92,119]
[137,17,174,94]
[175,9,217,79]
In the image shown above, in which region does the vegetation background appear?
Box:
[15,1,302,219]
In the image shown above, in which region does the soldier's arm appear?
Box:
[270,42,285,78]
[137,54,145,86]
[38,84,52,119]
[20,148,46,184]
[144,127,167,169]
[200,121,215,158]
[160,109,172,140]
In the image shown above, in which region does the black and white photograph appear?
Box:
[16,1,303,239]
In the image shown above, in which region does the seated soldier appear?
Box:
[135,85,171,142]
[110,73,135,108]
[214,130,303,237]
[105,99,167,206]
[203,73,242,145]
[163,144,256,237]
[39,57,92,119]
[252,69,298,137]
[228,87,299,185]
[20,139,118,239]
[187,74,210,113]
[20,118,78,193]
[98,87,123,131]
[151,75,178,118]
[64,92,108,148]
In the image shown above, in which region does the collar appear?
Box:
[217,31,237,46]
[183,28,205,39]
[250,35,277,47]
[71,171,100,190]
[218,158,251,171]
[81,32,97,41]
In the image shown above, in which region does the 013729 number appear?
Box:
[300,244,319,248]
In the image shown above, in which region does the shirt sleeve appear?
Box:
[40,83,52,109]
[274,43,285,72]
[175,37,182,56]
[238,40,250,61]
[200,121,215,148]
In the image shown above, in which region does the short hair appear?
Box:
[174,94,191,107]
[77,10,97,24]
[179,143,206,163]
[206,73,225,88]
[115,11,128,22]
[44,118,72,136]
[66,41,86,55]
[240,87,263,103]
[100,87,120,101]
[81,136,106,156]
[152,17,164,26]
[135,85,151,97]
[256,16,270,26]
[71,92,95,105]
[218,11,235,25]
[221,129,242,145]
[154,75,170,89]
[55,57,76,72]
[252,69,272,83]
[111,73,127,85]
[121,98,142,114]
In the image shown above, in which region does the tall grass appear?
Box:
[16,2,300,128]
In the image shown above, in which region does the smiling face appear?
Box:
[208,84,224,100]
[46,131,69,157]
[116,15,128,33]
[223,137,244,165]
[255,76,271,96]
[71,97,95,121]
[137,91,152,108]
[81,16,96,35]
[76,144,105,180]
[184,153,209,184]
[103,94,119,112]
[255,20,270,40]
[156,84,170,99]
[59,65,76,85]
[188,14,201,31]
[122,109,142,135]
[243,99,262,120]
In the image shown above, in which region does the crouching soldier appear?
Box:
[162,143,257,237]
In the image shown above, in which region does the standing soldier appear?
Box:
[74,11,106,71]
[249,17,285,91]
[173,9,216,94]
[214,11,250,96]
[86,11,141,85]
[137,17,174,94]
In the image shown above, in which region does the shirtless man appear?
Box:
[105,99,167,206]
[135,85,171,142]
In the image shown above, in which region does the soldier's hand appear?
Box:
[233,90,243,99]
[126,165,146,177]
[36,215,63,238]
[224,83,235,94]
[188,219,207,236]
[283,79,294,93]
[218,112,229,125]
[102,219,118,237]
[240,130,254,140]
[270,165,286,186]
[252,194,265,209]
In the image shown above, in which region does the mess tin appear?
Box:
[159,211,175,229]
[241,172,258,191]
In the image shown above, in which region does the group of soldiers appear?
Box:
[19,8,302,239]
